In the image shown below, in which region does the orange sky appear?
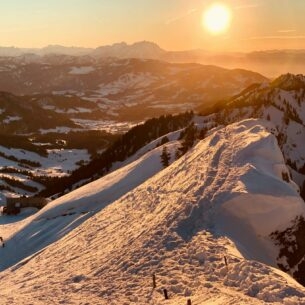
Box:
[1,0,305,51]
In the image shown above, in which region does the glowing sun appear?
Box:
[203,3,232,35]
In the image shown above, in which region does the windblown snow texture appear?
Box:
[0,119,304,304]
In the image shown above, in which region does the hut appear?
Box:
[3,196,48,215]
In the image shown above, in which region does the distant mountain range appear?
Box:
[2,41,305,76]
[0,41,164,58]
[0,57,266,123]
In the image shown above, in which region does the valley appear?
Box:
[0,57,265,199]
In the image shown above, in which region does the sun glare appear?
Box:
[203,3,232,35]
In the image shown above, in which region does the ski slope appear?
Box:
[0,119,304,304]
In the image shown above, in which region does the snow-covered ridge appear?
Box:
[0,119,305,304]
[206,73,305,194]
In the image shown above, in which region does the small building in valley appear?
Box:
[3,196,49,215]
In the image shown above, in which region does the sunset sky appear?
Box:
[1,0,305,51]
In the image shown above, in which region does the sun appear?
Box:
[203,3,232,35]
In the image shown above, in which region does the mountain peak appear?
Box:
[272,73,305,90]
[93,41,165,59]
[131,40,163,49]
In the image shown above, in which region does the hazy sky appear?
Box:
[1,0,305,51]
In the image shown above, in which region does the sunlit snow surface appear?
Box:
[0,119,304,304]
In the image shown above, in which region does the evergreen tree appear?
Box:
[160,136,169,145]
[198,127,207,140]
[177,122,198,157]
[175,149,181,160]
[161,146,171,167]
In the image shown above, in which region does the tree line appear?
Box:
[39,111,194,197]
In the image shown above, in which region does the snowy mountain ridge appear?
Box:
[202,73,305,196]
[271,73,305,90]
[0,119,305,304]
[2,41,305,76]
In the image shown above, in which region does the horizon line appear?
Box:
[1,41,305,55]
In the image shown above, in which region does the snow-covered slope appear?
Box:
[0,119,305,304]
[0,139,180,271]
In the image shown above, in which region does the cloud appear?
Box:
[234,4,260,10]
[234,3,262,10]
[277,29,297,33]
[0,26,48,34]
[248,35,305,40]
[166,8,198,25]
[187,8,197,15]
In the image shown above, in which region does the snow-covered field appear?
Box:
[39,126,83,134]
[3,115,21,124]
[0,145,91,197]
[69,66,95,75]
[0,119,304,304]
[72,118,140,134]
[0,146,90,177]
